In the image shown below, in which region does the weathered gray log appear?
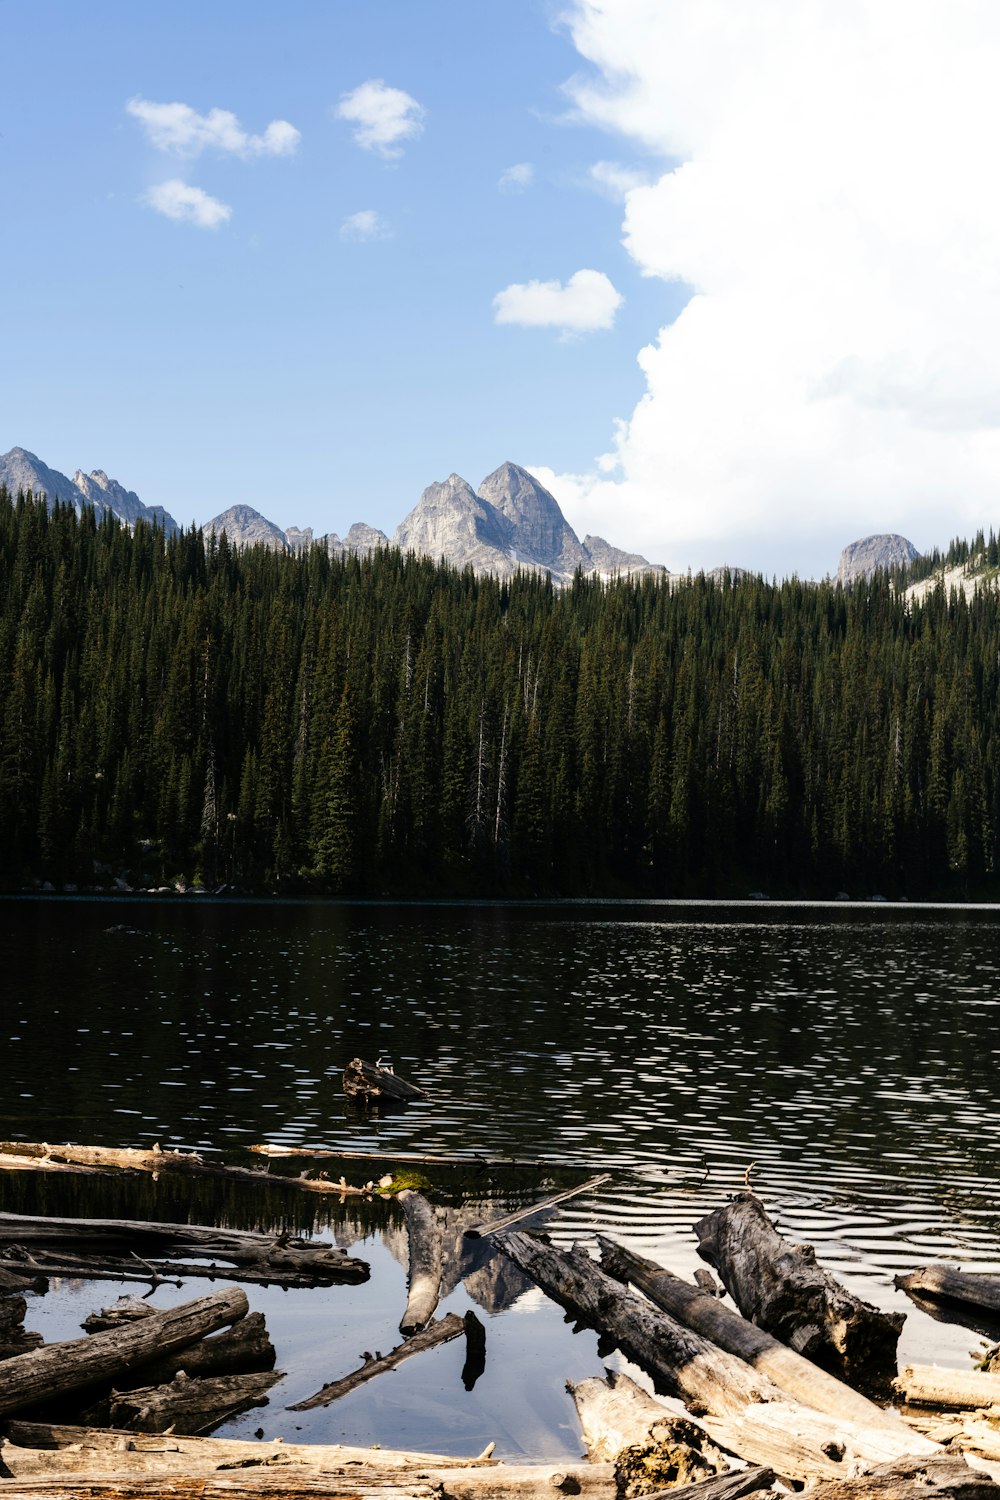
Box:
[106,1369,282,1434]
[698,1399,939,1484]
[0,1294,43,1359]
[694,1193,903,1379]
[896,1266,1000,1318]
[0,1211,369,1286]
[288,1312,467,1410]
[895,1364,1000,1410]
[398,1189,444,1332]
[343,1058,425,1102]
[0,1287,248,1416]
[599,1236,912,1438]
[569,1370,731,1493]
[251,1143,545,1170]
[649,1470,776,1500]
[0,1140,380,1196]
[802,1452,1000,1497]
[465,1175,613,1240]
[495,1230,783,1418]
[121,1312,276,1383]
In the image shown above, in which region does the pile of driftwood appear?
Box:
[4,1145,1000,1499]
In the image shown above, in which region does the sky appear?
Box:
[4,0,1000,578]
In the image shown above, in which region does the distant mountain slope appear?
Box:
[203,504,289,552]
[838,533,920,584]
[0,447,180,535]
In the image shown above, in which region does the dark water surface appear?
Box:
[2,898,1000,1456]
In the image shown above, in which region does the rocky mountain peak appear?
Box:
[0,447,179,535]
[838,533,920,585]
[394,473,511,567]
[203,504,289,552]
[476,462,585,572]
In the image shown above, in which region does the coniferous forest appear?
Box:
[1,485,998,899]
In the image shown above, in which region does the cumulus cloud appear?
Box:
[548,0,1000,576]
[340,209,390,242]
[336,80,424,158]
[142,179,231,229]
[493,269,623,335]
[499,162,535,192]
[127,98,300,158]
[588,161,650,201]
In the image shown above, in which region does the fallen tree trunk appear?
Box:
[896,1266,1000,1318]
[106,1369,282,1434]
[288,1312,468,1410]
[801,1452,1000,1497]
[131,1312,276,1383]
[568,1370,731,1493]
[694,1193,903,1380]
[895,1365,1000,1410]
[599,1236,914,1441]
[343,1059,425,1103]
[465,1176,612,1240]
[0,1211,368,1287]
[0,1142,380,1197]
[250,1143,545,1171]
[657,1471,777,1500]
[0,1287,248,1416]
[494,1230,783,1419]
[398,1190,443,1333]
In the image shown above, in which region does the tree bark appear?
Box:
[896,1266,1000,1318]
[599,1236,913,1439]
[106,1370,282,1435]
[895,1365,1000,1410]
[494,1230,782,1419]
[648,1470,776,1500]
[0,1288,248,1416]
[694,1193,903,1380]
[398,1190,444,1333]
[288,1313,467,1410]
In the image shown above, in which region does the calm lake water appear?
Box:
[2,898,1000,1458]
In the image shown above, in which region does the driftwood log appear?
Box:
[495,1230,783,1419]
[0,1294,43,1359]
[895,1364,1000,1410]
[465,1176,613,1240]
[288,1312,470,1410]
[251,1143,544,1171]
[398,1190,444,1333]
[802,1452,1000,1498]
[0,1288,248,1416]
[105,1369,282,1434]
[568,1370,731,1493]
[896,1266,1000,1318]
[343,1059,425,1103]
[598,1236,914,1441]
[0,1211,368,1289]
[694,1193,904,1379]
[657,1471,777,1500]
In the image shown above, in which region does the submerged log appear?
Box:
[0,1288,248,1416]
[0,1211,369,1287]
[465,1176,613,1240]
[495,1230,783,1419]
[895,1364,1000,1410]
[107,1369,282,1434]
[288,1312,468,1410]
[896,1266,1000,1319]
[398,1190,444,1333]
[343,1058,425,1103]
[694,1193,904,1379]
[599,1237,914,1441]
[569,1370,731,1493]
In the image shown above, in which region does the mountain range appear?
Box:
[1,444,935,586]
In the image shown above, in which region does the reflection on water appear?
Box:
[3,899,1000,1456]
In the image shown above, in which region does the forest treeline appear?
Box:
[0,486,997,898]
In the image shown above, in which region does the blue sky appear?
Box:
[1,1,680,548]
[7,1,1000,576]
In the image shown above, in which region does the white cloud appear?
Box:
[127,98,300,158]
[336,80,424,158]
[340,209,390,242]
[588,160,650,201]
[499,162,535,193]
[493,269,623,335]
[142,179,231,230]
[549,1,1000,576]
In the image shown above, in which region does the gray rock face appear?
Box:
[340,522,390,556]
[0,448,179,535]
[583,534,666,577]
[394,473,514,573]
[203,505,289,552]
[477,462,588,575]
[838,533,920,585]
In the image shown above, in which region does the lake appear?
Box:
[2,897,1000,1458]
